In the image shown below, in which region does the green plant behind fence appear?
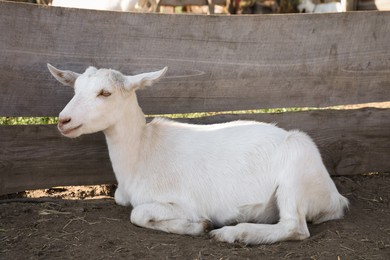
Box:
[0,117,58,125]
[0,107,326,125]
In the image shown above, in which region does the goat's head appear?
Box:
[48,64,167,138]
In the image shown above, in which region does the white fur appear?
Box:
[52,0,157,12]
[298,0,346,13]
[48,64,349,245]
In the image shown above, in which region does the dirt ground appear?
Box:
[0,173,389,260]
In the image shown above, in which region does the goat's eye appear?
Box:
[98,90,111,97]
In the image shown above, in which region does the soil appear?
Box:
[0,173,389,260]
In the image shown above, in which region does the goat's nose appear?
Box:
[58,117,71,127]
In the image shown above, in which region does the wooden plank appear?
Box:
[1,107,389,195]
[0,125,114,195]
[1,2,390,116]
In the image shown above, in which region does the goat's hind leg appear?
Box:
[211,183,310,244]
[130,202,211,235]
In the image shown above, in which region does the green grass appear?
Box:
[3,102,382,125]
[0,107,327,125]
[0,117,58,125]
[147,107,320,119]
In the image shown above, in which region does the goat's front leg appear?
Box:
[114,186,130,206]
[130,202,212,236]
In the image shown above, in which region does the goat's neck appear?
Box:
[103,95,146,184]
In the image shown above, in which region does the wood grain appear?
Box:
[1,108,388,195]
[1,2,389,116]
[0,125,114,195]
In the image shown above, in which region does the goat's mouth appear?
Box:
[59,124,83,136]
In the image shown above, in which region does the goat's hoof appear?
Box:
[202,220,214,233]
[210,227,238,244]
[210,226,253,246]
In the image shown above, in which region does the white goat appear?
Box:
[52,0,157,12]
[298,0,346,13]
[48,64,348,244]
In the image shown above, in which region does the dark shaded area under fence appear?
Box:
[0,2,389,194]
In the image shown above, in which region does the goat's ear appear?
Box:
[124,67,168,91]
[109,70,126,88]
[47,63,80,88]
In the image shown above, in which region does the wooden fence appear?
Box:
[0,1,389,195]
